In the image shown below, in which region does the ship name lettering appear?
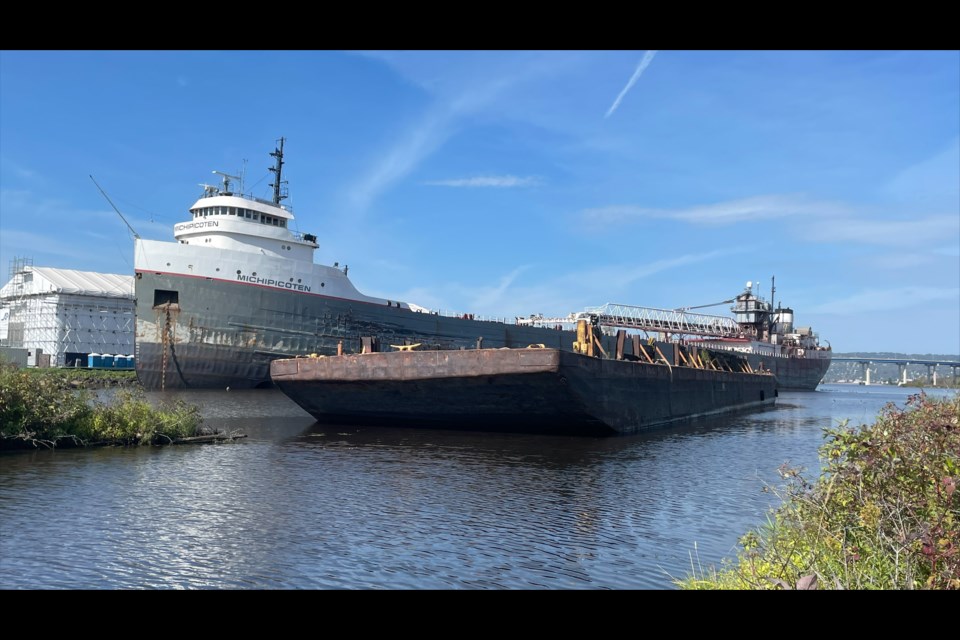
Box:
[237,274,311,292]
[175,221,220,231]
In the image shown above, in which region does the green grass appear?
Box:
[677,392,960,590]
[16,366,139,389]
[0,362,205,449]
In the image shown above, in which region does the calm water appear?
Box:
[1,383,955,590]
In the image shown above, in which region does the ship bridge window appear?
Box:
[253,213,259,222]
[280,220,286,228]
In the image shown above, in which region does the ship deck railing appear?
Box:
[423,306,747,338]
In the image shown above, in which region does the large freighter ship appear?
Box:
[134,140,830,390]
[519,279,832,392]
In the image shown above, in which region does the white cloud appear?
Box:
[348,107,456,212]
[807,287,960,315]
[584,194,850,225]
[346,51,583,215]
[425,175,542,188]
[884,137,960,208]
[564,249,740,292]
[0,228,110,263]
[393,249,737,320]
[605,50,658,119]
[469,266,531,310]
[0,189,151,272]
[796,215,959,247]
[583,194,958,249]
[872,253,935,269]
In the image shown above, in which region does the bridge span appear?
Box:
[830,357,960,385]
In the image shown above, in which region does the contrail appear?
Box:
[605,50,658,118]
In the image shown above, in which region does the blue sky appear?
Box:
[1,50,958,355]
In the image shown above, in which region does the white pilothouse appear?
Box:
[136,138,411,310]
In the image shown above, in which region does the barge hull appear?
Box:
[270,348,777,437]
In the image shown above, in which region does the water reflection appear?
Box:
[2,384,955,589]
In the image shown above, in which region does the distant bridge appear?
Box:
[830,357,960,385]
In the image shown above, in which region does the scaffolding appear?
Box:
[1,258,134,367]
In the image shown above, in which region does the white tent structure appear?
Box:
[0,261,134,367]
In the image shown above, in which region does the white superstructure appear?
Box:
[135,138,410,310]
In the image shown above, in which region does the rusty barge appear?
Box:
[270,325,778,437]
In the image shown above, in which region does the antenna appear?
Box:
[90,175,140,239]
[212,170,240,194]
[239,158,247,194]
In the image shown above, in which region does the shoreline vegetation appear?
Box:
[4,366,957,589]
[0,364,245,450]
[678,392,959,590]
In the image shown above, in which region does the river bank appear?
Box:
[0,363,242,450]
[677,391,959,590]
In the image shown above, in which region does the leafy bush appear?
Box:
[679,392,959,590]
[0,362,91,439]
[73,390,203,445]
[1,362,203,447]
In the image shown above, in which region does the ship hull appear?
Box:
[748,353,831,391]
[270,349,778,437]
[135,272,829,391]
[135,271,580,390]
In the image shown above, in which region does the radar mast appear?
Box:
[269,137,288,206]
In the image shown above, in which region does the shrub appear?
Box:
[1,362,204,447]
[0,362,92,440]
[679,392,960,590]
[74,390,203,445]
